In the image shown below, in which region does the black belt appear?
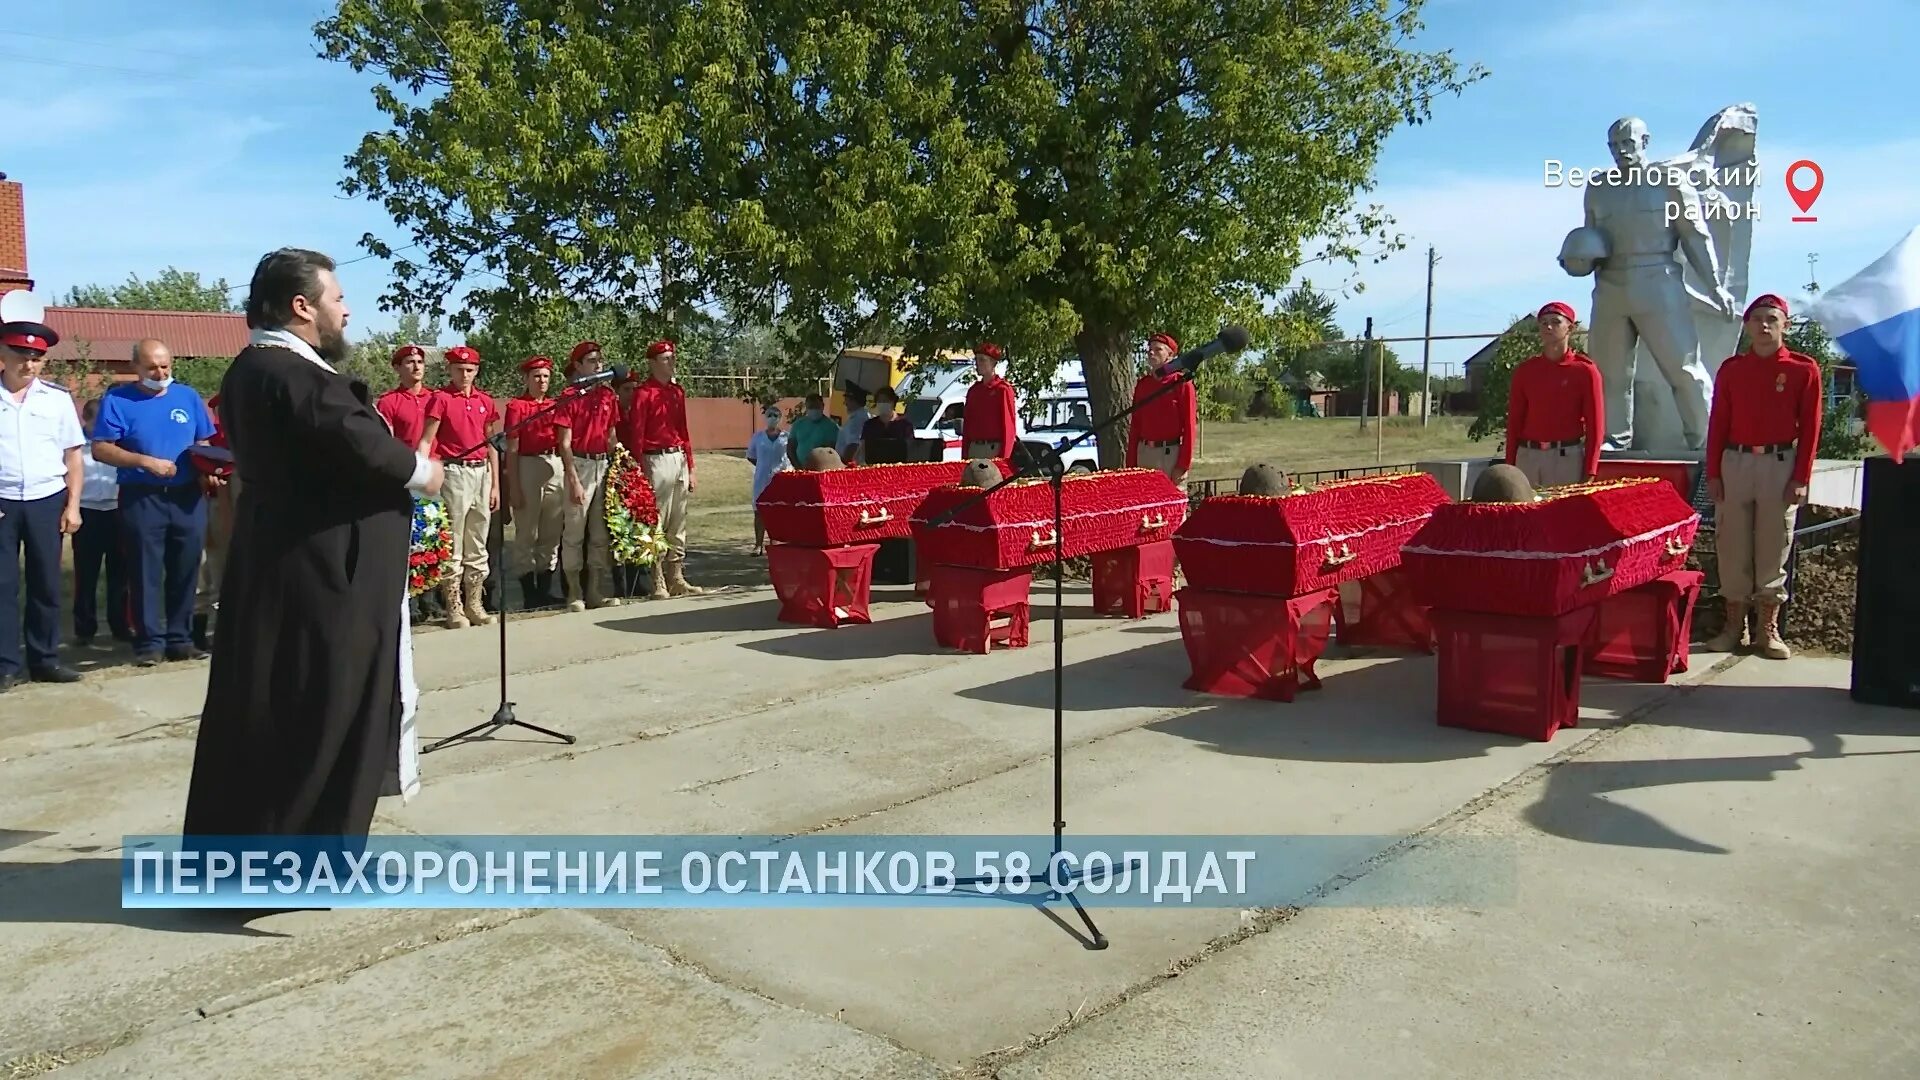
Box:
[1729,442,1794,454]
[1142,439,1183,448]
[574,451,610,461]
[445,459,488,468]
[644,447,683,456]
[1520,438,1581,450]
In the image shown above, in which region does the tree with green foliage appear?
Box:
[1469,315,1591,444]
[1784,315,1869,460]
[317,0,1481,464]
[61,267,241,313]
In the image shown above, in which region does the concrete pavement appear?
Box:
[2,580,1915,1078]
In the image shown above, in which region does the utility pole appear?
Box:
[1805,252,1821,295]
[1421,246,1437,426]
[1376,337,1386,462]
[1358,317,1372,431]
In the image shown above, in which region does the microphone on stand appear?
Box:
[1168,325,1252,374]
[565,363,629,390]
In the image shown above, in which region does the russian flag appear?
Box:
[1809,226,1920,462]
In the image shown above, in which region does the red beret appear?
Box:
[1745,294,1790,320]
[976,342,1004,361]
[445,345,481,366]
[1536,301,1577,324]
[568,341,601,364]
[520,356,553,372]
[391,344,425,364]
[645,340,675,360]
[1148,332,1179,353]
[188,445,235,479]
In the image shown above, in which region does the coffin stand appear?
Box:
[930,565,1033,653]
[1333,565,1433,652]
[768,543,880,629]
[1177,587,1338,702]
[1583,569,1703,683]
[1091,540,1176,619]
[1433,605,1598,741]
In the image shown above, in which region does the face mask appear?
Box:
[140,376,173,392]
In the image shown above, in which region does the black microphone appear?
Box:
[566,363,629,389]
[1170,325,1251,373]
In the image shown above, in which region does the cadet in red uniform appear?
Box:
[962,342,1018,460]
[504,356,565,608]
[620,340,704,599]
[419,345,500,628]
[1127,332,1198,487]
[554,341,625,610]
[375,344,440,452]
[1504,302,1603,487]
[1703,294,1822,660]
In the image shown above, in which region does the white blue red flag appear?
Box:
[1809,226,1920,461]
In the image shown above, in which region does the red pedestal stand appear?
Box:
[1092,540,1176,619]
[1175,587,1338,702]
[1333,566,1433,652]
[1584,569,1703,683]
[929,564,1033,653]
[1432,605,1599,741]
[768,543,879,629]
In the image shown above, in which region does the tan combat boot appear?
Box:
[1755,602,1792,660]
[666,557,707,597]
[1703,599,1746,653]
[584,569,623,609]
[648,560,671,601]
[564,571,586,613]
[440,579,469,630]
[463,573,494,627]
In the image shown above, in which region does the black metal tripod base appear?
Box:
[423,701,576,754]
[951,856,1141,950]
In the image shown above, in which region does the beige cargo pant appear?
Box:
[1515,443,1586,488]
[643,449,691,560]
[560,455,613,574]
[442,461,492,579]
[1713,447,1797,604]
[1134,441,1187,488]
[512,453,565,575]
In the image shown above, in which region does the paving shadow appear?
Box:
[0,857,288,935]
[740,612,951,661]
[956,637,1201,714]
[600,600,780,637]
[1522,679,1920,854]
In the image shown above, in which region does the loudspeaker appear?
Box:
[1850,456,1920,708]
[873,538,916,586]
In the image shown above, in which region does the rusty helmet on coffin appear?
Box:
[1471,462,1537,503]
[1557,226,1609,278]
[1237,463,1292,496]
[958,458,999,488]
[805,447,845,471]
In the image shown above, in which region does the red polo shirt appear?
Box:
[1126,367,1198,472]
[1705,348,1823,486]
[376,386,441,450]
[505,395,560,455]
[427,387,498,463]
[963,375,1018,457]
[1503,351,1603,477]
[620,377,695,481]
[554,385,621,455]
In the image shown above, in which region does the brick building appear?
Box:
[0,175,249,376]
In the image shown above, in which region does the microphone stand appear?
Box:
[425,384,603,754]
[923,359,1203,949]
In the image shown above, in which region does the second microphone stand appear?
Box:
[924,362,1200,949]
[424,389,584,754]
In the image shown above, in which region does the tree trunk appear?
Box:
[1076,323,1134,470]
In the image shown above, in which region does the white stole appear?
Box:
[250,328,421,802]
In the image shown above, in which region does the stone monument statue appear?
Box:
[1558,109,1752,456]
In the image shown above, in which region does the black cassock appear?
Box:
[184,344,419,839]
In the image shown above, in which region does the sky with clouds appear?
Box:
[6,0,1916,376]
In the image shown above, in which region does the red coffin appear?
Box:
[1173,472,1449,597]
[757,460,1011,547]
[1400,476,1700,617]
[912,468,1188,570]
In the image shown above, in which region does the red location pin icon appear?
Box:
[1786,159,1823,222]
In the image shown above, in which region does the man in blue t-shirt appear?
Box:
[90,339,216,665]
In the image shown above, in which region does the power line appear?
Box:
[0,29,193,59]
[7,54,195,82]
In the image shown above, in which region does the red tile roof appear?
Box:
[43,306,249,364]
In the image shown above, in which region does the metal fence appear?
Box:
[1185,462,1422,507]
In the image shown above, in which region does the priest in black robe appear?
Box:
[184,248,444,843]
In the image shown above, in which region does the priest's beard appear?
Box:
[317,321,351,367]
